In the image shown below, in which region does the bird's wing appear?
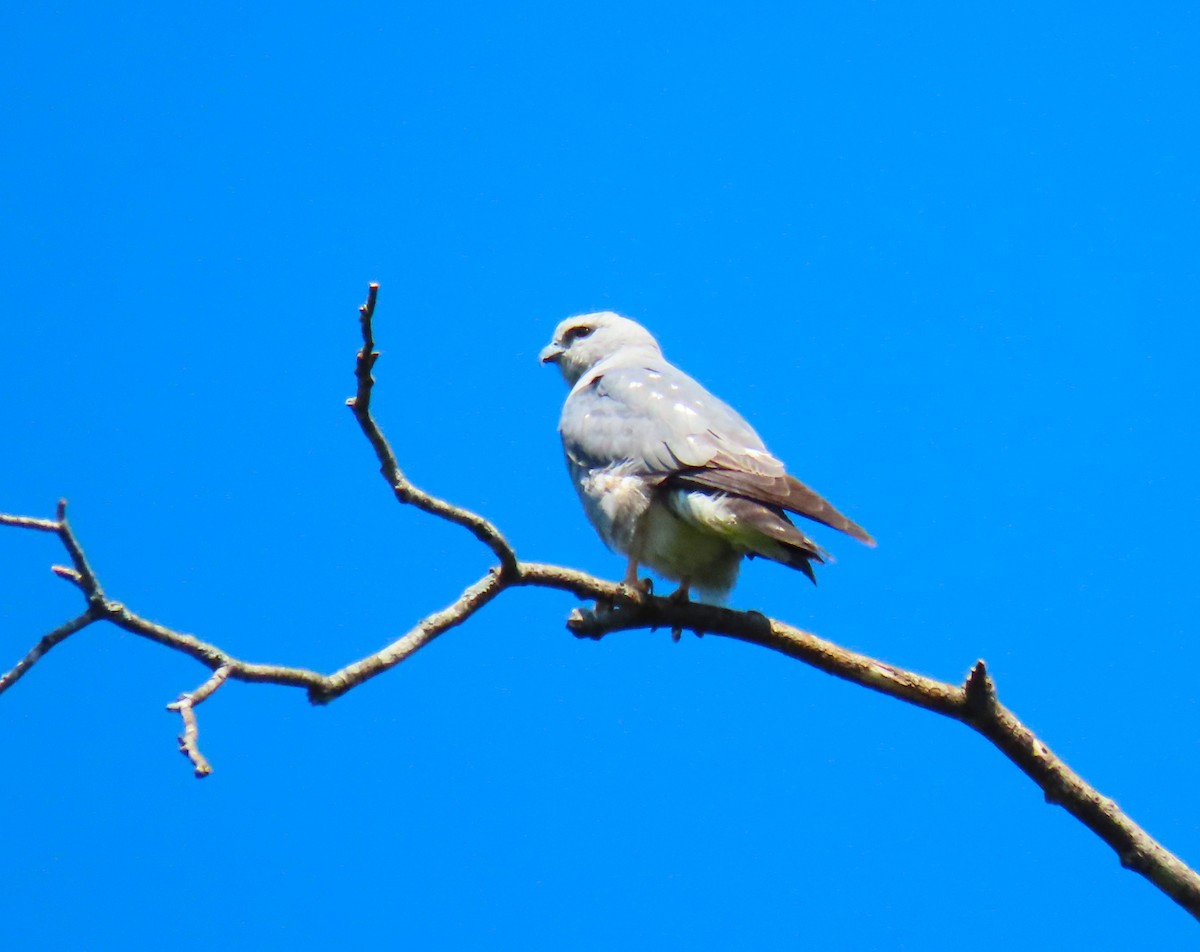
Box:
[560,356,768,475]
[562,356,874,545]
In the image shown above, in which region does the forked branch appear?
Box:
[2,284,1197,922]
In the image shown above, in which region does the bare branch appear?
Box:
[0,611,98,696]
[0,513,60,532]
[539,580,962,713]
[2,283,1197,921]
[167,666,231,777]
[315,566,509,703]
[54,499,106,604]
[525,581,1200,915]
[346,282,520,576]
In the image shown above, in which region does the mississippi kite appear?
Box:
[540,312,873,600]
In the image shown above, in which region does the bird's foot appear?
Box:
[664,582,691,639]
[617,575,652,604]
[619,555,654,603]
[667,582,691,604]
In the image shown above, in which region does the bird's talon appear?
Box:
[667,585,691,604]
[616,583,647,604]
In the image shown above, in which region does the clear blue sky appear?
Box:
[2,3,1198,948]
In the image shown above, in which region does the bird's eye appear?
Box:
[563,325,595,343]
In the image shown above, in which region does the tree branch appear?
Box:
[346,282,519,577]
[1,284,1197,922]
[168,666,231,777]
[0,610,98,695]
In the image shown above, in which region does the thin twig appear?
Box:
[0,611,98,696]
[345,283,520,576]
[51,565,85,589]
[167,666,231,777]
[54,499,106,603]
[315,566,508,703]
[0,514,60,532]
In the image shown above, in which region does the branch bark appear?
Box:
[1,284,1197,922]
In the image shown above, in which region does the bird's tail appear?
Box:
[667,490,827,585]
[672,469,875,547]
[730,500,826,585]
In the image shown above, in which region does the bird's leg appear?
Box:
[617,515,655,601]
[618,554,652,601]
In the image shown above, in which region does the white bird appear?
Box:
[540,312,873,601]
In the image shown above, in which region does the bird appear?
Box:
[540,311,874,601]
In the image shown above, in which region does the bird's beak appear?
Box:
[539,342,564,364]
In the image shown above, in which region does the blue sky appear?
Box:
[2,2,1198,948]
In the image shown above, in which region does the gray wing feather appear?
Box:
[561,358,773,471]
[560,355,873,545]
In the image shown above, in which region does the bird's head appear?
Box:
[540,312,662,386]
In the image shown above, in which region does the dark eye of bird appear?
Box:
[564,325,595,343]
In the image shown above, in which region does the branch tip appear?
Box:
[51,565,83,586]
[360,282,380,315]
[567,606,602,639]
[963,659,997,713]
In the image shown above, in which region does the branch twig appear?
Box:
[346,283,519,577]
[167,666,231,777]
[2,283,1197,923]
[0,611,97,695]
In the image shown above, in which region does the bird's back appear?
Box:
[560,351,779,478]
